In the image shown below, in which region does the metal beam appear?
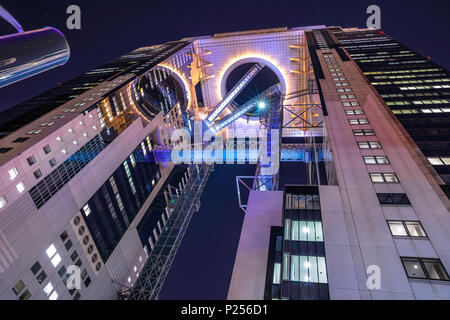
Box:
[211,84,281,132]
[206,63,264,123]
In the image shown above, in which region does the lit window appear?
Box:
[51,254,62,267]
[401,258,449,281]
[358,141,382,149]
[46,244,57,258]
[16,182,26,193]
[83,204,91,217]
[370,173,399,183]
[427,157,444,165]
[369,173,384,183]
[0,195,7,208]
[364,156,390,165]
[273,263,281,284]
[401,258,427,279]
[49,291,59,300]
[43,282,54,296]
[422,259,450,281]
[405,221,427,237]
[349,119,369,125]
[388,221,408,236]
[8,167,19,180]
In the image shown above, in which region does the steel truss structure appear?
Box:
[127,164,214,300]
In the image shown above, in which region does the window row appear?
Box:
[281,254,328,284]
[377,193,410,205]
[402,257,449,281]
[388,220,425,237]
[284,220,323,242]
[369,173,400,183]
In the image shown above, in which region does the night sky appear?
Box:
[0,0,449,299]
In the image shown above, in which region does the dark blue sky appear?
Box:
[1,0,449,111]
[0,0,449,299]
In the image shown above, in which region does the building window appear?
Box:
[83,204,91,217]
[358,141,382,149]
[346,109,364,115]
[49,158,57,167]
[377,193,411,205]
[34,169,43,179]
[43,282,54,296]
[349,119,369,125]
[0,148,12,154]
[31,261,42,275]
[27,155,37,166]
[291,221,323,242]
[19,290,31,300]
[8,167,19,180]
[370,173,399,183]
[289,255,328,283]
[353,129,375,136]
[46,244,61,268]
[36,271,47,284]
[43,144,51,154]
[427,157,450,166]
[16,182,26,193]
[401,258,449,281]
[13,137,29,143]
[12,280,25,295]
[0,195,7,208]
[388,221,426,237]
[342,101,360,107]
[364,156,390,165]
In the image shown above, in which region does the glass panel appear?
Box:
[384,173,399,183]
[283,253,290,280]
[405,222,426,237]
[422,259,449,280]
[376,156,390,164]
[306,221,316,242]
[285,194,292,209]
[370,173,384,183]
[273,263,281,284]
[300,256,309,282]
[309,256,319,283]
[318,257,328,283]
[299,221,307,241]
[291,221,300,241]
[388,221,408,236]
[298,195,306,209]
[292,195,299,209]
[402,258,427,279]
[364,156,377,164]
[284,219,291,240]
[290,255,300,281]
[306,195,313,209]
[315,222,324,242]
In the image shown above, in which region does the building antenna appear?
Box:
[0,4,24,33]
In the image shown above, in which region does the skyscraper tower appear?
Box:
[0,25,449,301]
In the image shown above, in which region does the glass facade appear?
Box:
[81,136,161,261]
[332,28,450,193]
[265,186,329,300]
